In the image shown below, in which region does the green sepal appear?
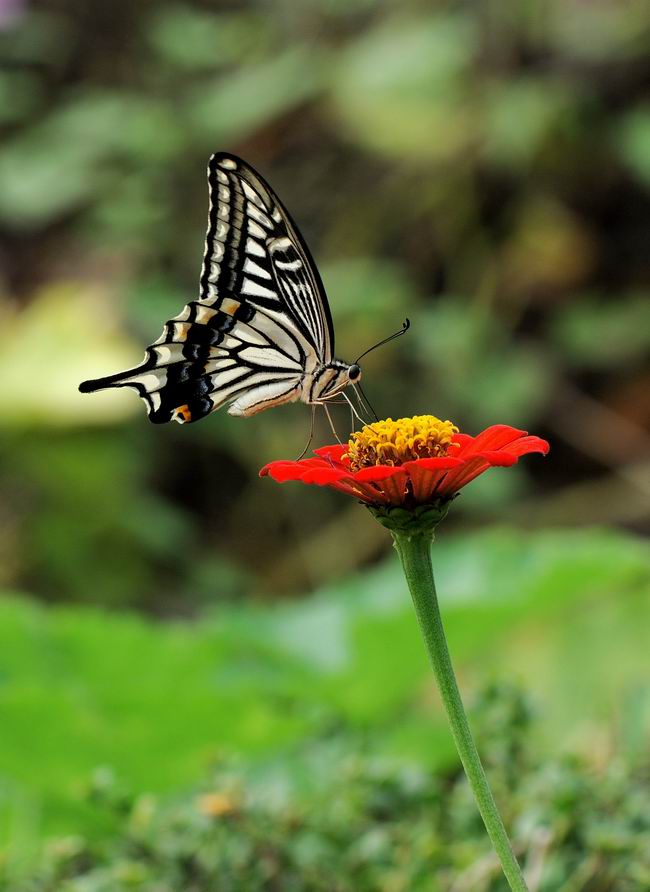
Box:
[366,499,453,539]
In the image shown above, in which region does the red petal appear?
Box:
[403,457,464,501]
[439,451,518,493]
[402,457,464,472]
[259,461,311,482]
[348,479,392,504]
[403,457,464,502]
[452,433,474,450]
[461,424,527,455]
[473,450,518,467]
[378,469,409,505]
[353,465,406,482]
[438,457,491,494]
[313,444,348,464]
[501,435,550,457]
[300,467,350,485]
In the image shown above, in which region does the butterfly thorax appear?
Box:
[304,360,361,405]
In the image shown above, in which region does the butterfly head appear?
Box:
[309,360,362,404]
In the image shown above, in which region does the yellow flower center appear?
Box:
[346,415,459,470]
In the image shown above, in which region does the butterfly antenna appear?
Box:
[354,318,410,365]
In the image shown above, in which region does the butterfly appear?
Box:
[79,153,378,426]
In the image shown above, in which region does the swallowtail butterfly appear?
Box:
[79,153,365,425]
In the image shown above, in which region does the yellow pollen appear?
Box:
[346,415,459,471]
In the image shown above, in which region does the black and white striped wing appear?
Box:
[79,153,335,423]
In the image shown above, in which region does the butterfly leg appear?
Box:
[322,402,343,445]
[339,391,369,429]
[354,382,379,422]
[296,405,316,460]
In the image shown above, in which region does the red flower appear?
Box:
[260,416,549,508]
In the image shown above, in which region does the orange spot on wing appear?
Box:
[196,305,217,325]
[173,405,192,423]
[221,298,241,316]
[174,322,191,342]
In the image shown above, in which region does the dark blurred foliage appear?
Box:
[0,0,649,611]
[10,685,650,891]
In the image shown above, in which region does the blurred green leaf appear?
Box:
[320,257,417,349]
[122,275,192,336]
[43,91,184,163]
[5,428,191,607]
[0,527,648,864]
[186,47,325,145]
[412,298,554,425]
[0,286,140,426]
[330,14,478,161]
[0,92,182,226]
[544,0,650,62]
[550,293,650,369]
[0,71,42,125]
[147,4,270,70]
[0,9,72,65]
[0,136,101,228]
[617,105,650,187]
[86,172,170,246]
[481,77,579,167]
[501,195,596,293]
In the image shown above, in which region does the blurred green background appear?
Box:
[0,0,649,888]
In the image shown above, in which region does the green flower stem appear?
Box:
[392,530,529,892]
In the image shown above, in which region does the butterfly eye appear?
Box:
[348,364,361,381]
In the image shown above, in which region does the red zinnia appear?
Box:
[260,415,549,507]
[261,413,550,889]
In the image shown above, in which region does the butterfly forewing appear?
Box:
[79,153,336,423]
[201,156,334,359]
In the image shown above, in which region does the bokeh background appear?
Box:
[0,1,649,888]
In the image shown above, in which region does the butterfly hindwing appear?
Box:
[79,153,335,423]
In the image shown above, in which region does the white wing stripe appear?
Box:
[274,258,302,270]
[228,379,302,417]
[246,237,265,257]
[247,204,273,228]
[243,258,271,280]
[238,346,302,370]
[241,181,265,208]
[242,278,279,299]
[240,312,304,361]
[247,220,266,239]
[202,364,248,385]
